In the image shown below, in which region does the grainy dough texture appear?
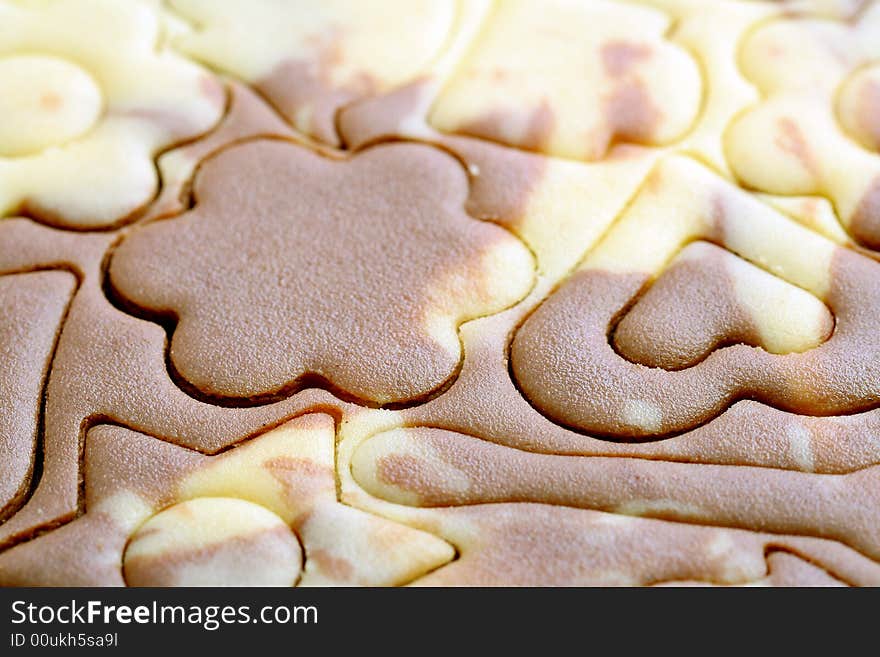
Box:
[1,0,880,587]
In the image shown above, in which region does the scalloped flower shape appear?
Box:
[0,0,224,229]
[109,139,535,406]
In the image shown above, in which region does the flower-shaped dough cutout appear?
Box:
[109,139,534,406]
[0,414,456,586]
[428,0,702,161]
[0,0,224,229]
[166,0,459,146]
[726,4,880,249]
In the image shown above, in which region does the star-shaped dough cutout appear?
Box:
[0,413,454,586]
